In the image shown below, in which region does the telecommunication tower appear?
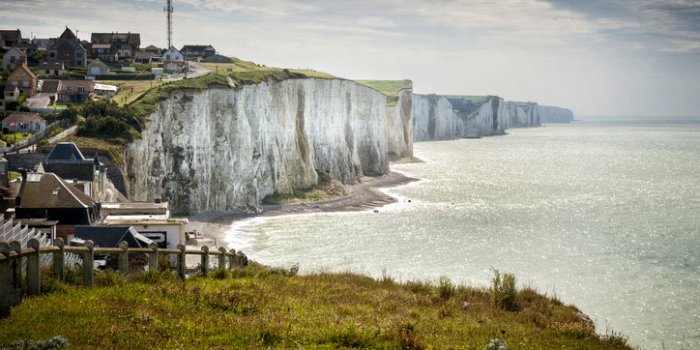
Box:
[165,0,174,49]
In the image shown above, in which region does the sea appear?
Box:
[227,117,700,349]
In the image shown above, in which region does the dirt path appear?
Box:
[186,171,419,247]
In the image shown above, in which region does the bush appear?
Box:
[210,268,231,279]
[491,268,517,311]
[435,276,456,302]
[76,100,144,142]
[57,108,78,124]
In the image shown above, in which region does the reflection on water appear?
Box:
[227,122,700,349]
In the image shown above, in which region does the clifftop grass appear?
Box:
[0,267,633,350]
[356,80,413,107]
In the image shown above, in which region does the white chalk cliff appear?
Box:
[125,79,412,214]
[412,95,541,141]
[538,105,575,123]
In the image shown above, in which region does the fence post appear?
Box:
[177,244,186,280]
[148,243,159,272]
[83,240,94,287]
[0,242,12,318]
[9,241,22,306]
[236,251,248,267]
[201,246,209,277]
[218,247,226,270]
[118,241,128,275]
[228,249,236,270]
[53,238,65,282]
[26,238,41,295]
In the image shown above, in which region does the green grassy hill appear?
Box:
[0,266,633,350]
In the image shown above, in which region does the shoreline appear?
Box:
[185,171,419,248]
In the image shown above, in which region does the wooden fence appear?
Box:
[0,238,248,318]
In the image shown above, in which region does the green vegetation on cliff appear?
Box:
[0,266,632,350]
[356,80,413,107]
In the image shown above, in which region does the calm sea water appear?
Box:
[227,120,700,349]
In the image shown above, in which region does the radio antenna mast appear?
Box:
[165,0,174,48]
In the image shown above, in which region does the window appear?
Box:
[78,87,84,93]
[12,80,18,86]
[23,81,29,87]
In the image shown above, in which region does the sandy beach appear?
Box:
[185,171,419,248]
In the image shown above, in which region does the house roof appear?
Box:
[42,80,61,94]
[91,32,140,46]
[58,80,95,93]
[181,44,215,51]
[134,51,152,60]
[43,163,95,182]
[46,142,87,162]
[9,64,37,80]
[59,28,77,40]
[4,47,27,57]
[144,45,161,51]
[3,112,45,124]
[0,29,22,44]
[19,172,96,209]
[74,226,153,248]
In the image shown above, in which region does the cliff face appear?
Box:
[538,105,574,123]
[125,79,405,214]
[412,95,541,141]
[384,89,414,159]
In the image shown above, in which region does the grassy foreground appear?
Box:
[0,266,633,350]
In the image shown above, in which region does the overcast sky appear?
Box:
[2,0,699,116]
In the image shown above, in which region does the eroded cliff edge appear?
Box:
[125,78,411,214]
[412,94,542,141]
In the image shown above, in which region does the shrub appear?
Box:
[491,268,517,311]
[210,268,231,279]
[435,276,456,302]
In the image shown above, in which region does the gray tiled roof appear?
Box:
[19,172,95,209]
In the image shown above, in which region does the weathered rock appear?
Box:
[125,79,412,214]
[412,95,542,141]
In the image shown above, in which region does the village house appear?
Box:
[87,59,111,76]
[73,226,153,251]
[1,112,46,132]
[203,54,232,63]
[180,44,216,59]
[162,46,184,62]
[39,142,106,200]
[57,80,95,103]
[134,50,153,64]
[40,79,60,103]
[15,172,100,241]
[1,85,20,103]
[5,64,37,97]
[143,45,162,56]
[37,61,66,78]
[102,214,188,250]
[48,28,87,67]
[0,29,22,48]
[90,32,141,60]
[2,47,27,72]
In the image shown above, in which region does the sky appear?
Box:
[1,0,699,117]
